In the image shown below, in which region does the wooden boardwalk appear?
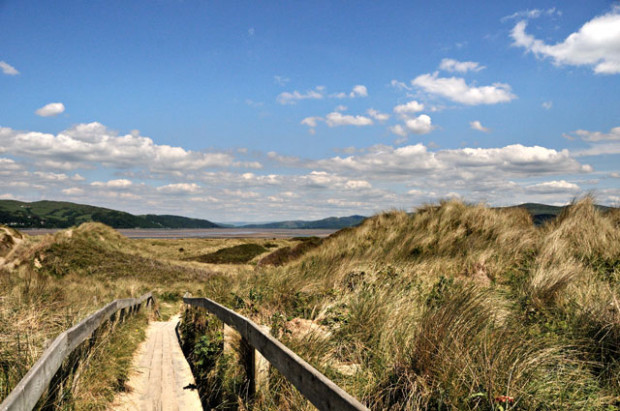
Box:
[111,315,202,411]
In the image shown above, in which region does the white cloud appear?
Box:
[0,158,21,171]
[91,179,133,188]
[571,126,620,141]
[367,109,390,121]
[542,101,553,110]
[0,122,242,172]
[0,61,19,75]
[390,79,412,91]
[511,9,620,74]
[502,8,560,22]
[345,180,372,189]
[157,183,201,194]
[394,101,425,115]
[573,142,620,157]
[439,58,485,73]
[526,180,580,194]
[62,187,84,195]
[33,171,70,181]
[412,72,516,105]
[300,116,321,128]
[223,189,260,198]
[437,145,592,174]
[278,84,367,104]
[389,124,408,138]
[405,114,434,134]
[313,143,591,178]
[35,102,65,117]
[331,85,369,99]
[325,112,373,127]
[277,87,324,104]
[470,120,490,133]
[350,85,368,97]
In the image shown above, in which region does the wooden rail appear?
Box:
[183,295,369,411]
[1,292,154,411]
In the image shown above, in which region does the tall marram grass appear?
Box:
[202,197,619,410]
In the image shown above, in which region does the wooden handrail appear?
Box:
[1,292,154,411]
[183,295,369,411]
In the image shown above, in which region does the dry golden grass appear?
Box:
[2,196,620,410]
[200,197,620,410]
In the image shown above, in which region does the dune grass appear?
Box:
[181,197,620,410]
[2,196,619,410]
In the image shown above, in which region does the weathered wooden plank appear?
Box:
[183,296,368,411]
[1,292,153,411]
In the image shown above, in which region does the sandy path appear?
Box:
[110,315,203,411]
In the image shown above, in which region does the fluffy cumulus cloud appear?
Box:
[91,179,133,188]
[511,9,620,74]
[277,87,324,104]
[526,180,580,194]
[439,58,485,73]
[0,122,245,172]
[312,143,591,178]
[35,102,65,117]
[470,120,490,132]
[156,183,201,194]
[571,126,620,141]
[325,112,373,127]
[302,112,374,129]
[350,85,368,98]
[367,109,390,121]
[0,61,19,75]
[330,85,369,99]
[389,125,407,138]
[412,73,516,105]
[394,101,425,115]
[404,115,433,134]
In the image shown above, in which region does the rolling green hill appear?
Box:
[0,200,220,229]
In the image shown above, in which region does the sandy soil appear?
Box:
[110,315,202,411]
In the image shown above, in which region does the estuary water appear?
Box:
[20,228,338,239]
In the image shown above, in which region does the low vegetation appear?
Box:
[181,196,620,410]
[189,243,269,264]
[1,196,619,410]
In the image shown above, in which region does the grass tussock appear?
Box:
[187,196,620,410]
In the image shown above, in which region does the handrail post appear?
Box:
[239,335,256,403]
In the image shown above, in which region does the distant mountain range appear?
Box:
[0,200,366,230]
[240,215,367,229]
[1,200,614,230]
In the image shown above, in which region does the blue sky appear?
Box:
[1,0,619,222]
